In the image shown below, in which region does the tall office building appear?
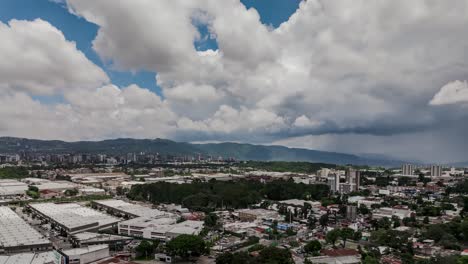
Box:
[430,165,442,177]
[327,173,340,193]
[401,164,414,175]
[346,168,360,191]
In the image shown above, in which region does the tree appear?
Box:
[136,240,158,259]
[64,188,78,196]
[319,214,329,227]
[304,240,322,255]
[358,204,370,215]
[423,216,429,224]
[353,231,362,241]
[458,256,468,264]
[166,234,207,259]
[378,217,392,230]
[26,185,39,199]
[370,229,410,250]
[326,229,340,247]
[204,213,219,228]
[363,256,379,264]
[339,227,355,248]
[307,216,317,230]
[257,246,294,264]
[28,185,39,192]
[116,186,127,196]
[392,216,401,228]
[216,252,253,264]
[458,220,468,242]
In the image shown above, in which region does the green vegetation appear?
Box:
[0,167,29,179]
[239,161,335,173]
[304,240,321,255]
[247,243,266,252]
[26,185,39,199]
[64,188,79,196]
[135,240,159,260]
[204,213,219,228]
[421,217,468,249]
[166,234,207,259]
[370,229,411,251]
[128,179,329,211]
[216,246,293,264]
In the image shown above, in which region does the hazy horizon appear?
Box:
[1,0,468,163]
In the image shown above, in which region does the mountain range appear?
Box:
[0,137,408,167]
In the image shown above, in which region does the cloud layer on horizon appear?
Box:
[2,0,468,162]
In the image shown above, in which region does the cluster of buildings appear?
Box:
[0,197,205,263]
[326,168,361,194]
[0,151,236,166]
[92,200,203,242]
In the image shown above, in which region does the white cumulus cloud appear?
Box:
[430,80,468,106]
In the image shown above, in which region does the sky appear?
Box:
[1,0,468,163]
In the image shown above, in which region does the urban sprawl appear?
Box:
[0,151,468,264]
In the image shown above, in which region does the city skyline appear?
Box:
[2,0,468,163]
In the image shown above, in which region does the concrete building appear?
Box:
[0,179,28,198]
[346,168,360,191]
[372,206,414,220]
[0,251,55,264]
[55,244,110,264]
[0,206,51,254]
[70,232,132,248]
[339,183,356,194]
[92,199,170,219]
[327,173,340,193]
[402,164,414,176]
[78,188,106,196]
[430,165,442,177]
[357,198,383,208]
[118,217,203,241]
[346,205,357,220]
[237,209,282,222]
[28,203,119,235]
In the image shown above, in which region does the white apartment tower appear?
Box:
[401,164,414,175]
[430,165,442,177]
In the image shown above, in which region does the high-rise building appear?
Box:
[327,173,340,193]
[346,205,357,220]
[401,164,414,175]
[430,165,442,177]
[346,168,360,191]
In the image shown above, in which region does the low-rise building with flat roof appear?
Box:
[28,203,119,234]
[92,199,170,219]
[237,209,283,222]
[55,244,110,264]
[0,251,55,264]
[118,216,203,241]
[0,206,51,254]
[70,232,132,249]
[0,179,28,198]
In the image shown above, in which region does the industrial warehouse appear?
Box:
[91,199,169,219]
[28,203,120,234]
[0,207,51,254]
